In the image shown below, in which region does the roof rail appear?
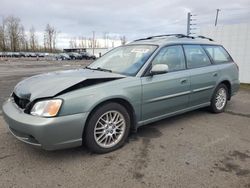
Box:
[133,34,195,42]
[197,35,214,41]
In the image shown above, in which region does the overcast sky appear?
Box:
[1,0,250,48]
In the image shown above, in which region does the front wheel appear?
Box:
[210,84,228,113]
[84,102,130,153]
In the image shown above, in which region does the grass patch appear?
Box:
[240,83,250,90]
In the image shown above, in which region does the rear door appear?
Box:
[183,45,218,106]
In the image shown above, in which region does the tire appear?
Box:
[210,84,229,113]
[84,102,130,153]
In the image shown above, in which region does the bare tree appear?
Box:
[69,39,74,49]
[103,32,108,48]
[69,37,77,48]
[52,30,57,51]
[0,16,29,52]
[109,36,116,48]
[5,16,22,52]
[120,35,127,45]
[44,24,57,52]
[96,40,101,48]
[29,26,38,52]
[88,37,93,48]
[79,36,86,48]
[0,17,7,51]
[19,26,28,51]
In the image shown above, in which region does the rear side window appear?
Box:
[203,45,232,64]
[183,45,211,69]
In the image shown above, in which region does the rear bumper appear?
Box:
[231,79,240,96]
[2,99,88,150]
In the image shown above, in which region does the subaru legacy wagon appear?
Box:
[2,34,240,153]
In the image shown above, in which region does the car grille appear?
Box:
[12,93,30,109]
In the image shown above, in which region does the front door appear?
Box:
[141,45,190,122]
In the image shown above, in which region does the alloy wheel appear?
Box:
[94,110,126,148]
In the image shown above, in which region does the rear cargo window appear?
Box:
[203,45,232,64]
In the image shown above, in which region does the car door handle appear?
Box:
[180,79,188,84]
[213,72,218,77]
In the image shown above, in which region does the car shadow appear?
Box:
[24,108,211,158]
[129,107,210,141]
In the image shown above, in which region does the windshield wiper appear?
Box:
[85,66,93,70]
[85,66,112,73]
[96,67,112,72]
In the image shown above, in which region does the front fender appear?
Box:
[57,77,142,121]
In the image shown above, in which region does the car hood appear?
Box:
[14,69,126,101]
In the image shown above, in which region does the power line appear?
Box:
[222,7,250,11]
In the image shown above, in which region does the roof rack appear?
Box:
[133,34,195,42]
[197,35,214,41]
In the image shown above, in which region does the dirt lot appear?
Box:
[0,60,250,188]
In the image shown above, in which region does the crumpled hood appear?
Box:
[14,69,125,101]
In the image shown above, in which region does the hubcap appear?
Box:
[94,110,126,148]
[215,88,227,110]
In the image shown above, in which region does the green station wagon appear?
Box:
[2,34,240,153]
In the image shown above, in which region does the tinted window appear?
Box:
[152,45,185,72]
[203,45,232,64]
[183,45,211,68]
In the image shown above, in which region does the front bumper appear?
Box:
[2,99,88,150]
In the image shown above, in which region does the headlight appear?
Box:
[30,99,62,117]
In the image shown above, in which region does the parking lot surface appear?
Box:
[0,60,249,188]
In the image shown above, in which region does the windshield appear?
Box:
[87,45,157,76]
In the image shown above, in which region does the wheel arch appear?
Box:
[82,98,137,139]
[218,80,232,100]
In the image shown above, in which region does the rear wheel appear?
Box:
[84,102,130,153]
[210,84,228,113]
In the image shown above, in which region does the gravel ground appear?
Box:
[0,60,249,188]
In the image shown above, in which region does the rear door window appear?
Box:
[183,45,211,69]
[203,45,232,64]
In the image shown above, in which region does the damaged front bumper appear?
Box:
[2,99,88,150]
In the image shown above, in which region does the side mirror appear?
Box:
[150,64,169,75]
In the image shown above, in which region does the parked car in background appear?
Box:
[2,34,239,153]
[19,52,26,57]
[29,52,38,58]
[56,53,71,60]
[68,52,82,60]
[80,52,96,60]
[12,52,21,58]
[6,52,13,57]
[36,53,45,58]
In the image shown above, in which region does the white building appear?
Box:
[200,23,250,83]
[85,48,111,58]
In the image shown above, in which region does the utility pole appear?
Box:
[215,9,221,26]
[187,12,191,36]
[187,12,197,36]
[92,31,95,55]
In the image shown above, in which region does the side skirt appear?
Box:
[137,102,210,127]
